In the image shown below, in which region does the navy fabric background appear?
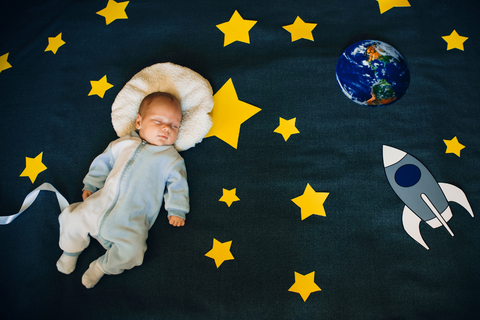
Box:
[1,0,479,319]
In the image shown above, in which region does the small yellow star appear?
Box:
[288,271,321,302]
[442,30,468,51]
[96,0,129,25]
[444,136,465,157]
[377,0,411,14]
[45,33,65,54]
[274,117,300,141]
[205,78,261,149]
[216,10,257,46]
[219,188,240,207]
[205,239,234,268]
[88,75,114,98]
[0,53,12,73]
[282,16,317,42]
[20,152,47,183]
[291,184,329,220]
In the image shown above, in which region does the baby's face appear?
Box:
[135,97,182,146]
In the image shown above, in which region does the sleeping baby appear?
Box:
[56,91,189,288]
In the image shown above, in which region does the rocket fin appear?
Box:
[439,183,474,217]
[402,206,429,250]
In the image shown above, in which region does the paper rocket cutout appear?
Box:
[383,145,474,250]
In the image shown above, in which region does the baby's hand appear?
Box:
[82,190,93,201]
[168,216,185,227]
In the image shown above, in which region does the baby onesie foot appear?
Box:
[82,260,105,289]
[56,253,79,274]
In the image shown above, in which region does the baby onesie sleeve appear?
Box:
[83,142,116,193]
[164,158,190,220]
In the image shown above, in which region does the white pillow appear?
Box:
[111,62,214,151]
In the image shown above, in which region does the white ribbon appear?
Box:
[0,182,69,225]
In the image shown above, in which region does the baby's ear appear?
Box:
[135,114,142,129]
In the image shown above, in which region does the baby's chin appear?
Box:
[149,140,173,146]
[148,137,176,146]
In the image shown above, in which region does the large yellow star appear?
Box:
[205,239,234,268]
[442,30,468,51]
[219,188,240,207]
[282,16,317,42]
[45,33,65,54]
[205,78,261,149]
[0,53,12,73]
[291,184,329,220]
[377,0,411,14]
[444,136,465,157]
[288,271,321,302]
[96,0,129,25]
[88,75,114,98]
[216,10,257,46]
[20,152,47,183]
[274,117,300,141]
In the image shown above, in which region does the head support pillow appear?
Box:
[111,62,214,151]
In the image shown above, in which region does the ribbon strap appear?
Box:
[0,182,69,225]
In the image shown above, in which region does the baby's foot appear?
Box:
[56,253,79,274]
[82,260,105,289]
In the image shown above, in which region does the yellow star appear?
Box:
[274,117,300,141]
[288,271,321,302]
[96,0,129,25]
[377,0,411,14]
[442,30,468,51]
[205,239,234,268]
[45,33,65,54]
[20,152,47,183]
[282,16,317,42]
[219,188,240,207]
[205,78,261,149]
[0,53,12,73]
[216,10,257,46]
[291,184,329,220]
[88,75,114,98]
[444,136,465,157]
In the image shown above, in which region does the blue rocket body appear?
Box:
[384,153,448,223]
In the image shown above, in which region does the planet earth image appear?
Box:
[335,40,410,107]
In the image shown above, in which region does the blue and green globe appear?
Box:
[335,40,410,107]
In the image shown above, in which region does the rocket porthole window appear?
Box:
[395,164,421,187]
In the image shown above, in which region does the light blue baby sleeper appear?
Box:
[58,132,189,275]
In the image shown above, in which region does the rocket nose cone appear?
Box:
[383,145,407,167]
